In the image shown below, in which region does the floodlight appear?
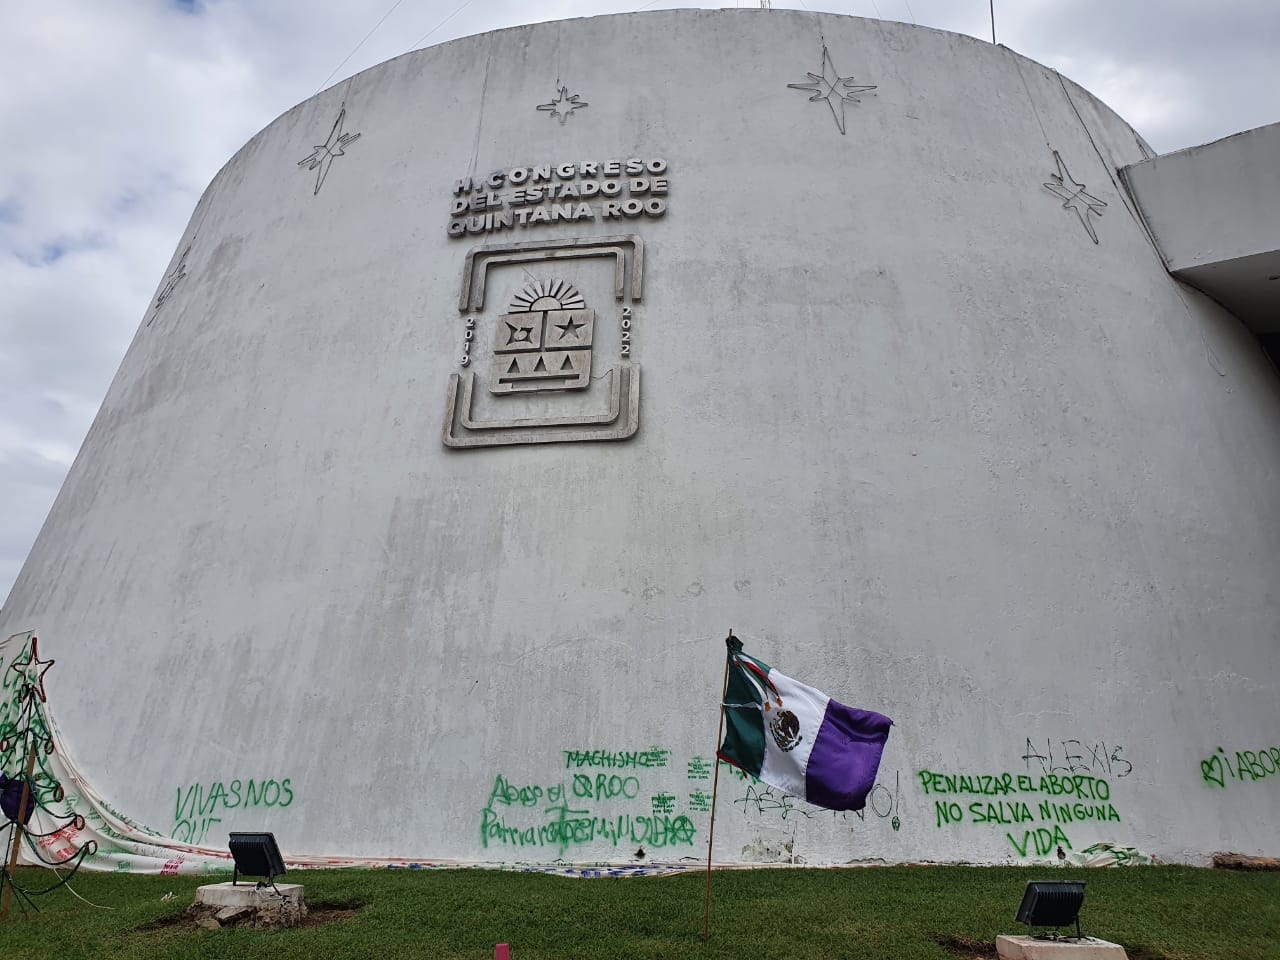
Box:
[1015,880,1085,938]
[228,832,286,891]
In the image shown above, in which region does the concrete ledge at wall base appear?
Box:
[190,882,306,928]
[996,935,1127,960]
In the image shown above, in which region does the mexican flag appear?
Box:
[717,636,892,811]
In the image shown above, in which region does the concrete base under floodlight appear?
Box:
[191,882,306,928]
[996,935,1128,960]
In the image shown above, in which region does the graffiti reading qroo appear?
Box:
[448,159,670,238]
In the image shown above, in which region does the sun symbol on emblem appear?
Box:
[769,709,803,752]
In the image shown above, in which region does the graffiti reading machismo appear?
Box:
[1200,744,1280,789]
[172,777,295,844]
[563,747,671,769]
[919,769,1122,857]
[482,748,695,856]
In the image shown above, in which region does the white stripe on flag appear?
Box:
[757,669,830,800]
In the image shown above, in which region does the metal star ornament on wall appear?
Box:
[537,86,589,125]
[148,245,190,325]
[10,635,55,704]
[788,47,877,135]
[1043,150,1107,244]
[298,105,361,195]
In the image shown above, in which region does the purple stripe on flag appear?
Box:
[804,699,892,811]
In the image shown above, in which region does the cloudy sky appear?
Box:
[2,0,1278,602]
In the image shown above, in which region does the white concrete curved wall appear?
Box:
[4,9,1280,869]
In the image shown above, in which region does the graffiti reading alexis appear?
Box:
[171,777,295,844]
[787,46,877,135]
[1200,744,1280,789]
[1022,738,1133,778]
[919,769,1123,857]
[480,748,695,856]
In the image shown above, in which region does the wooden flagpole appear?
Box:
[702,629,735,942]
[1,741,38,919]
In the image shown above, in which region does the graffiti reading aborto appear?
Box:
[1021,738,1133,778]
[919,769,1123,858]
[1200,744,1280,789]
[171,777,294,845]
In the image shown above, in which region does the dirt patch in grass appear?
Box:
[931,933,997,958]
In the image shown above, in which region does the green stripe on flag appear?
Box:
[717,650,769,777]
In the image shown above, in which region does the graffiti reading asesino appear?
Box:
[1200,744,1280,789]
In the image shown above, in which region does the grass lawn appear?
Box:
[3,864,1277,959]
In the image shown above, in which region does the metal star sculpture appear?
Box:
[10,635,54,704]
[536,86,589,125]
[148,245,190,324]
[297,106,361,196]
[1043,150,1107,244]
[788,47,877,135]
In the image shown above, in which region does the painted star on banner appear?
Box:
[1043,150,1107,244]
[298,105,362,196]
[10,635,55,704]
[537,86,589,125]
[788,47,877,135]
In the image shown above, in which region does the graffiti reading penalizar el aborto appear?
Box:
[449,159,669,238]
[920,735,1135,858]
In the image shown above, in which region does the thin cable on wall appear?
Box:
[409,0,477,51]
[315,0,412,94]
